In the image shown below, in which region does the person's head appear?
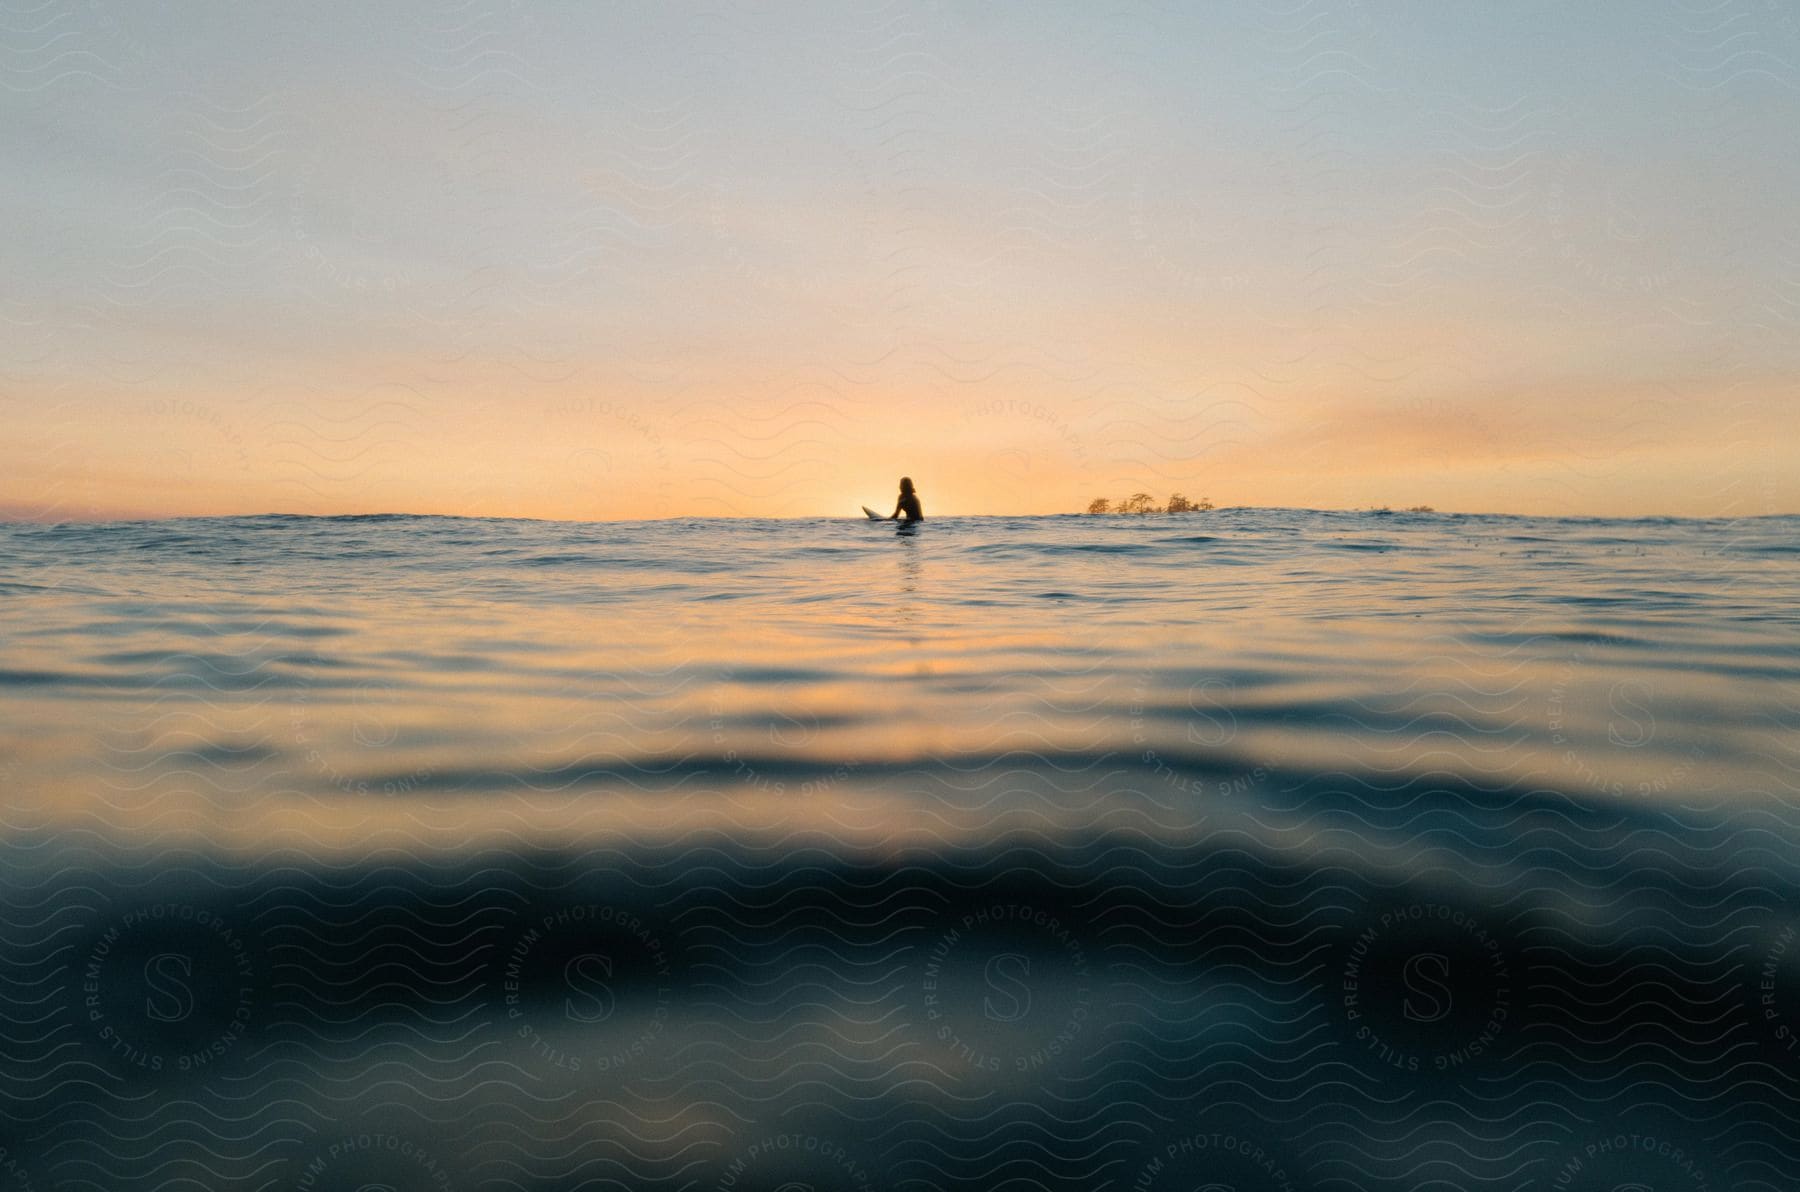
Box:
[899,476,915,495]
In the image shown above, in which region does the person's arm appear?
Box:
[890,499,903,520]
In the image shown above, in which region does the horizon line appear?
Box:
[4,504,1796,528]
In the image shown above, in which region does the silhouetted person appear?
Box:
[889,476,923,522]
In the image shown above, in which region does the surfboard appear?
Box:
[862,506,883,520]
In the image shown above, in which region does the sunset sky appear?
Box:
[4,2,1798,521]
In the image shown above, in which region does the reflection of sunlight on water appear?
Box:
[3,512,1794,833]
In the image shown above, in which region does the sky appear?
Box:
[3,0,1798,521]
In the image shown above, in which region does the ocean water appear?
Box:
[2,508,1798,1191]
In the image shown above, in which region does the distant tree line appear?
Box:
[1086,493,1214,514]
[1086,496,1439,514]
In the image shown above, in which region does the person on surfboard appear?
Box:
[889,477,923,522]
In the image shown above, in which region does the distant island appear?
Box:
[1084,496,1435,514]
[1086,493,1213,514]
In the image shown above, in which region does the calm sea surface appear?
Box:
[2,509,1798,1190]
